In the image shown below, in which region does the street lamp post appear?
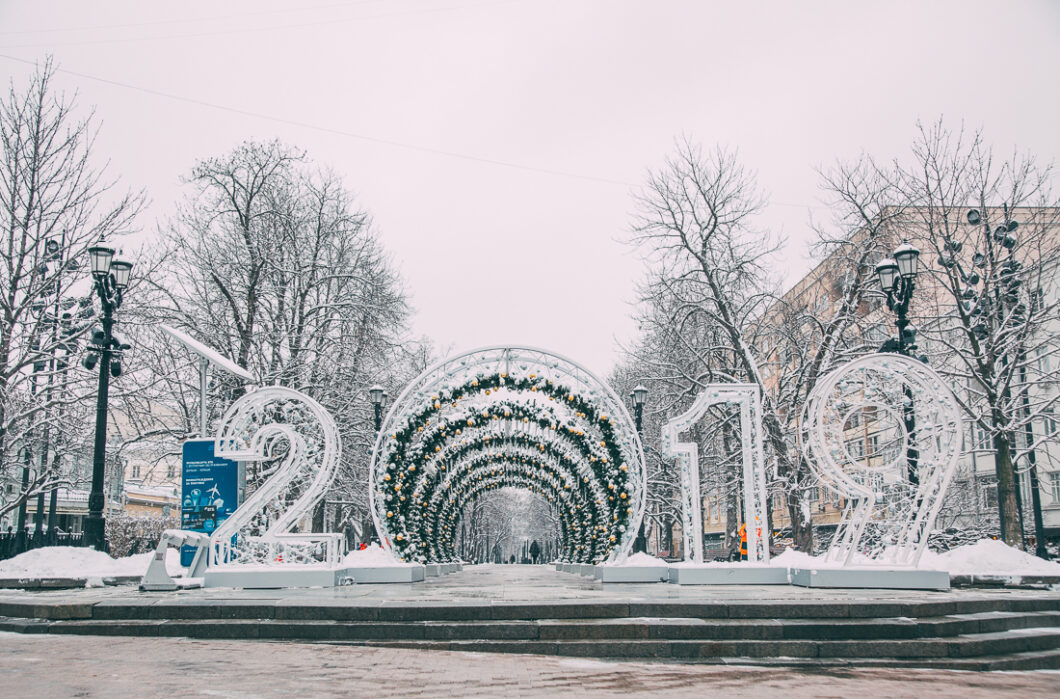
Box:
[369,385,387,432]
[630,385,647,553]
[364,385,388,545]
[876,242,922,485]
[82,243,132,551]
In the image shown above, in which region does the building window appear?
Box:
[971,424,992,452]
[846,439,865,459]
[131,463,141,479]
[1051,473,1060,504]
[166,462,176,479]
[981,478,998,509]
[1043,411,1058,437]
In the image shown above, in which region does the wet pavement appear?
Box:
[1,631,1056,697]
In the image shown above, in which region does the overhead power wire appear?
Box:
[0,53,635,188]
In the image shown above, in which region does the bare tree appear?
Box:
[131,140,413,531]
[0,58,143,521]
[897,120,1060,549]
[625,141,908,551]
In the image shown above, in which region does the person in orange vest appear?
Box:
[739,522,748,561]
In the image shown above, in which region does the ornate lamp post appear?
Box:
[82,243,132,551]
[629,385,648,553]
[876,242,922,485]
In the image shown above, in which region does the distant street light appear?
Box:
[83,242,133,551]
[630,385,647,433]
[369,385,388,432]
[630,385,648,553]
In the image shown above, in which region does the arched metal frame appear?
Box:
[370,346,648,565]
[802,354,962,567]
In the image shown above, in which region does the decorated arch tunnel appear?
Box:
[369,347,647,564]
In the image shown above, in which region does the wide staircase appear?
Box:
[3,593,1060,670]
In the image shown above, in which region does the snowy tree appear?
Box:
[128,140,413,530]
[897,121,1060,549]
[0,58,143,522]
[624,141,908,551]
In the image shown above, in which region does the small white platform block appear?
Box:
[668,564,790,585]
[425,564,442,577]
[337,565,426,584]
[204,566,339,589]
[574,563,596,576]
[789,567,950,590]
[594,565,669,583]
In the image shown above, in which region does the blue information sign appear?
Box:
[181,439,239,566]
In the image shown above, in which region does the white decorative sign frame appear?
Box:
[661,384,768,563]
[208,386,343,567]
[801,354,962,567]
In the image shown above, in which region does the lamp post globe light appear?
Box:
[876,242,922,485]
[82,243,133,551]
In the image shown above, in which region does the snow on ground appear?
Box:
[340,543,417,567]
[920,539,1060,576]
[0,546,182,585]
[770,539,1060,576]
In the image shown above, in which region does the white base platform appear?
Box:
[594,565,669,583]
[425,563,463,577]
[554,563,597,576]
[789,566,950,590]
[668,564,790,585]
[337,565,426,584]
[203,563,437,588]
[204,566,341,589]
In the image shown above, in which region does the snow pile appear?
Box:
[611,552,667,567]
[340,543,417,567]
[768,539,1060,576]
[921,539,1060,576]
[0,546,182,585]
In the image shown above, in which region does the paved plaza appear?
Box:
[0,563,1040,606]
[2,632,1057,698]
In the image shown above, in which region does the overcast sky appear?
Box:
[1,1,1058,378]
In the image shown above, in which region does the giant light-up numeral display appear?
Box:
[208,387,342,567]
[369,346,647,565]
[661,384,768,563]
[801,354,962,567]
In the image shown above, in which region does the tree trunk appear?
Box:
[993,433,1024,549]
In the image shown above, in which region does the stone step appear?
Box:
[6,610,1059,644]
[18,596,1054,624]
[355,628,1060,661]
[5,613,1060,669]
